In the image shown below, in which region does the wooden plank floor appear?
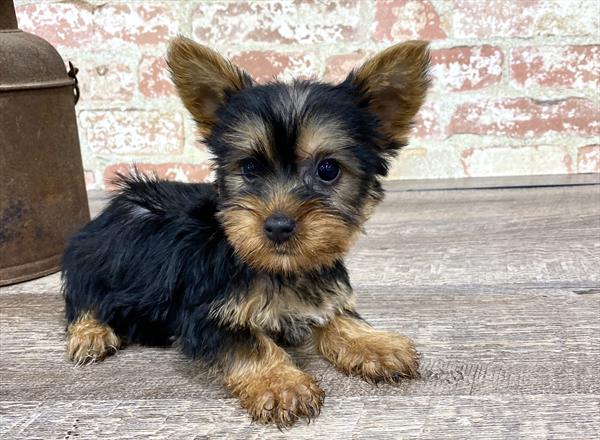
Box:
[1,176,599,439]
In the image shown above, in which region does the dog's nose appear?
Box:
[264,214,296,244]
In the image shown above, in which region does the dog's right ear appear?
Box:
[167,36,253,137]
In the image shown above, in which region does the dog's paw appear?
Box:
[239,369,324,428]
[342,331,419,383]
[67,312,121,365]
[318,317,419,383]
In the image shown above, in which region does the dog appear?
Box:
[62,36,430,427]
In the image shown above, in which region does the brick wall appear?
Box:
[14,0,600,189]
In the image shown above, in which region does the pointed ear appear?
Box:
[348,41,431,145]
[167,36,253,137]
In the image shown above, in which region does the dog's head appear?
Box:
[167,37,430,274]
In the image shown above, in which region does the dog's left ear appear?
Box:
[167,36,253,137]
[347,41,431,146]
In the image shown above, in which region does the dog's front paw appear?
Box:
[340,331,419,383]
[317,316,419,383]
[234,368,324,428]
[67,312,121,365]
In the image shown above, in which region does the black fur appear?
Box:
[211,80,393,206]
[63,81,399,369]
[62,172,354,366]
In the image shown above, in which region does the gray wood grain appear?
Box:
[1,290,599,402]
[2,396,598,439]
[349,185,600,290]
[385,172,600,191]
[1,178,599,439]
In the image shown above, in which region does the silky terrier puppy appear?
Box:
[62,36,430,427]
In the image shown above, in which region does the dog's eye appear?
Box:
[316,159,340,182]
[240,158,259,180]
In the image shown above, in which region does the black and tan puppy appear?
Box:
[62,36,430,427]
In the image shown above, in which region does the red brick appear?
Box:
[430,46,504,91]
[16,4,94,48]
[80,111,184,155]
[452,0,598,38]
[390,147,464,180]
[412,101,445,139]
[452,0,534,38]
[16,3,176,49]
[510,46,600,89]
[193,1,361,45]
[459,147,474,176]
[94,4,177,47]
[231,51,316,83]
[458,145,573,177]
[324,50,370,82]
[449,98,599,138]
[139,55,175,98]
[577,145,600,173]
[373,0,446,41]
[563,153,574,174]
[104,162,212,189]
[73,58,135,102]
[84,170,96,188]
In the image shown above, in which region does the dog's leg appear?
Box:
[67,312,121,365]
[314,313,419,383]
[222,332,324,428]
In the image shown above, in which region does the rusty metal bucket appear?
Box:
[0,0,90,286]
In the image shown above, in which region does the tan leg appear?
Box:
[67,312,121,365]
[223,333,324,428]
[314,314,419,383]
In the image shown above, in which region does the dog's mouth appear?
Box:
[271,243,295,256]
[219,201,357,273]
[230,235,345,274]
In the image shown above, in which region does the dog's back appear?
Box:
[62,173,230,347]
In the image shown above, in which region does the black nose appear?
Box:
[264,214,296,244]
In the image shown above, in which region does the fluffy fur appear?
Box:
[62,36,430,427]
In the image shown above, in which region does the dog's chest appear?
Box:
[213,274,355,343]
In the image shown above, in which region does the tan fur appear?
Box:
[294,118,385,225]
[314,315,419,383]
[223,333,324,427]
[218,189,361,274]
[222,117,273,161]
[359,191,382,224]
[352,41,431,145]
[211,275,356,333]
[167,36,251,137]
[295,120,355,162]
[220,117,377,255]
[67,312,121,365]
